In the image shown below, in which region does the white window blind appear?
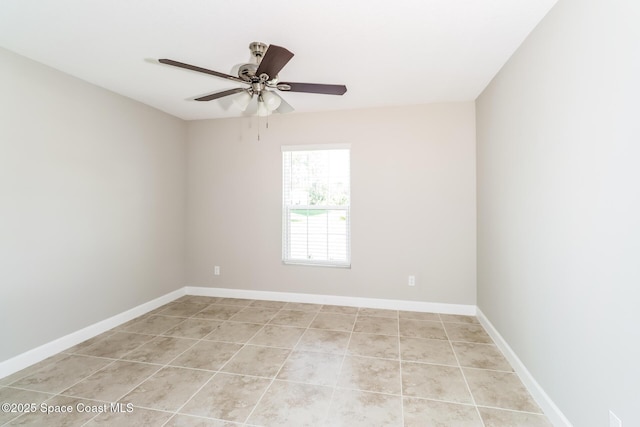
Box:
[282,145,351,267]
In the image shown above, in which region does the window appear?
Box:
[282,145,351,267]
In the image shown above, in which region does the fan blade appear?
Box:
[256,45,294,80]
[159,59,246,84]
[277,82,347,95]
[276,95,295,114]
[195,88,246,102]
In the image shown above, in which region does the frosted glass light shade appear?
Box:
[257,99,269,117]
[233,90,252,111]
[261,90,282,110]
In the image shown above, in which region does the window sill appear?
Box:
[282,260,351,269]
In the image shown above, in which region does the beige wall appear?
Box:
[476,0,640,425]
[0,48,187,361]
[186,103,476,304]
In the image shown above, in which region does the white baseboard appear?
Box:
[0,288,185,380]
[476,308,572,427]
[1,286,474,381]
[2,285,570,427]
[186,286,476,315]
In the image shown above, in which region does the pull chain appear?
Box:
[256,114,270,142]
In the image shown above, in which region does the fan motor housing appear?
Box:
[238,63,278,85]
[238,63,258,81]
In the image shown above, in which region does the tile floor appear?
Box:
[0,296,553,426]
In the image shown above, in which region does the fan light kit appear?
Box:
[159,42,347,116]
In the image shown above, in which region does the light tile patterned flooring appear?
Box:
[0,296,553,426]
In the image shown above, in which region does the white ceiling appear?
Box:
[0,0,557,121]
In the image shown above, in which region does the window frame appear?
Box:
[281,144,351,268]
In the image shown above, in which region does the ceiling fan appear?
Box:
[159,42,347,116]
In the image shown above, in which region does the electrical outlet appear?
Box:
[214,266,220,276]
[408,275,415,286]
[609,411,622,427]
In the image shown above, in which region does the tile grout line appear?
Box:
[76,305,214,427]
[211,301,319,425]
[319,308,359,426]
[475,403,549,416]
[397,310,405,427]
[77,298,252,426]
[39,358,123,427]
[13,376,504,408]
[154,301,250,425]
[440,313,487,427]
[398,358,516,373]
[165,301,272,425]
[2,298,549,426]
[0,305,466,385]
[241,306,323,425]
[1,298,220,427]
[162,373,216,427]
[0,391,61,427]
